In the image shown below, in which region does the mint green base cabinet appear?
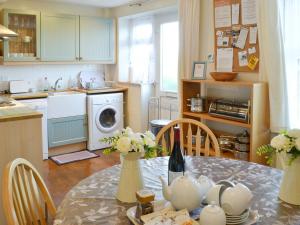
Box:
[80,16,115,63]
[41,13,79,61]
[48,115,87,148]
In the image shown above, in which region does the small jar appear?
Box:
[135,189,155,220]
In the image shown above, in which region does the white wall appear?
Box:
[120,82,154,131]
[0,64,104,91]
[110,0,177,17]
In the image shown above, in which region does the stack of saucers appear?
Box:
[226,209,250,225]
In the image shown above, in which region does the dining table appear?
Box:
[53,156,300,225]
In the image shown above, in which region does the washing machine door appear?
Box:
[95,105,119,133]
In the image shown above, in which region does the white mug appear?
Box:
[221,183,253,215]
[205,184,225,206]
[23,36,32,43]
[200,203,226,225]
[198,175,215,199]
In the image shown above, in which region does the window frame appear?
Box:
[154,12,179,98]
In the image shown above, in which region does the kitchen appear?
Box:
[1,0,300,225]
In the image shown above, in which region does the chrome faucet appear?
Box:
[53,77,63,91]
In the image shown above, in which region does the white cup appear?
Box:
[221,183,253,215]
[200,203,226,225]
[23,36,32,43]
[205,184,225,206]
[198,175,215,199]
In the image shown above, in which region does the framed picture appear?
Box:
[192,61,207,80]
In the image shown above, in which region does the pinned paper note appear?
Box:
[215,5,231,28]
[248,46,256,55]
[232,4,240,25]
[249,26,257,44]
[241,0,257,25]
[217,48,233,72]
[216,30,223,37]
[236,27,248,49]
[217,36,229,47]
[238,51,248,67]
[248,55,259,70]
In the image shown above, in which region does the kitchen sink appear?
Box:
[47,91,86,119]
[48,91,79,96]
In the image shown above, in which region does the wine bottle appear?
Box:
[168,128,185,185]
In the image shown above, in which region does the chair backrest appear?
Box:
[2,158,56,225]
[156,118,220,157]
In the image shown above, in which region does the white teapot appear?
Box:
[159,174,214,212]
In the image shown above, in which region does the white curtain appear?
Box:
[178,0,201,115]
[279,0,300,129]
[256,0,289,132]
[129,16,155,84]
[178,0,201,80]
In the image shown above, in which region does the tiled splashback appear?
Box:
[0,64,105,92]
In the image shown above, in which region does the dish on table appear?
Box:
[126,200,197,225]
[126,200,260,225]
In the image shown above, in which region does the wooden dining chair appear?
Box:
[2,158,56,225]
[156,118,220,157]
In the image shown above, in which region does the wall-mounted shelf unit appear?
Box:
[181,79,270,163]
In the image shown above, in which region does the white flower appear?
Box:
[270,134,291,151]
[124,127,133,134]
[113,129,121,136]
[131,133,143,144]
[145,130,155,140]
[287,129,300,138]
[136,143,145,153]
[116,137,131,153]
[144,136,156,147]
[296,138,300,150]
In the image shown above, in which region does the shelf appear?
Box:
[182,111,251,128]
[183,144,236,160]
[182,79,262,87]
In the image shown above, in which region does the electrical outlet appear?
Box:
[207,54,214,63]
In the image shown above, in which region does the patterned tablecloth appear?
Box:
[54,156,300,225]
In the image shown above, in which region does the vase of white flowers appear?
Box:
[101,127,162,203]
[257,129,300,205]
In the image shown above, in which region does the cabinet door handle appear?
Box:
[79,57,83,60]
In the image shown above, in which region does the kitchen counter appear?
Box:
[5,92,49,100]
[73,87,128,94]
[0,87,127,121]
[0,105,43,225]
[0,100,42,122]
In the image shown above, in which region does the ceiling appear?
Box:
[38,0,133,8]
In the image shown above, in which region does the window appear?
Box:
[118,16,155,84]
[160,21,179,93]
[279,0,300,128]
[129,19,155,84]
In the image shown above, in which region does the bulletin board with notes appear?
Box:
[214,0,259,73]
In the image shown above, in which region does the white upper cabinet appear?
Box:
[41,13,79,61]
[79,16,115,63]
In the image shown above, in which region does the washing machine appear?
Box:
[87,93,124,150]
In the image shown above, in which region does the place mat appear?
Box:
[50,150,99,165]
